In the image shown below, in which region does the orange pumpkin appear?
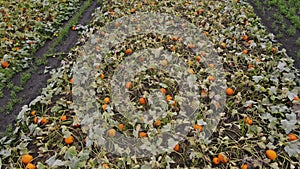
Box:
[64,136,74,145]
[218,153,229,163]
[139,131,148,138]
[193,124,203,132]
[226,88,234,96]
[61,115,67,121]
[173,144,180,152]
[153,119,161,127]
[118,123,125,131]
[212,157,220,165]
[21,154,33,164]
[288,133,298,141]
[266,149,277,160]
[26,163,36,169]
[241,163,248,169]
[1,61,9,69]
[139,97,146,105]
[125,82,132,89]
[125,49,133,55]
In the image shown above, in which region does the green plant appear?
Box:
[271,22,278,32]
[6,100,14,112]
[20,73,31,86]
[10,91,17,99]
[254,0,262,9]
[7,81,14,90]
[13,86,23,93]
[36,57,48,66]
[296,37,300,46]
[297,51,300,59]
[272,13,281,21]
[277,33,283,38]
[1,124,13,137]
[286,26,296,36]
[281,22,286,30]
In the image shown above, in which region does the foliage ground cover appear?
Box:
[0,0,300,168]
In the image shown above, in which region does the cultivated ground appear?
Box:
[0,0,299,169]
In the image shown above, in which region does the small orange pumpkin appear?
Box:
[226,88,234,96]
[139,97,146,105]
[173,144,180,152]
[193,124,203,132]
[26,163,36,169]
[266,149,277,160]
[64,136,74,145]
[218,153,229,163]
[288,133,298,141]
[153,119,161,127]
[118,123,125,131]
[125,49,133,55]
[1,61,9,69]
[21,154,33,164]
[138,131,147,138]
[212,157,220,165]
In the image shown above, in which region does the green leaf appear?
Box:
[284,141,300,157]
[45,155,66,167]
[64,146,78,160]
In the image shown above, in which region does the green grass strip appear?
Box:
[49,0,94,54]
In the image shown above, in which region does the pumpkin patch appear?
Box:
[0,0,299,168]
